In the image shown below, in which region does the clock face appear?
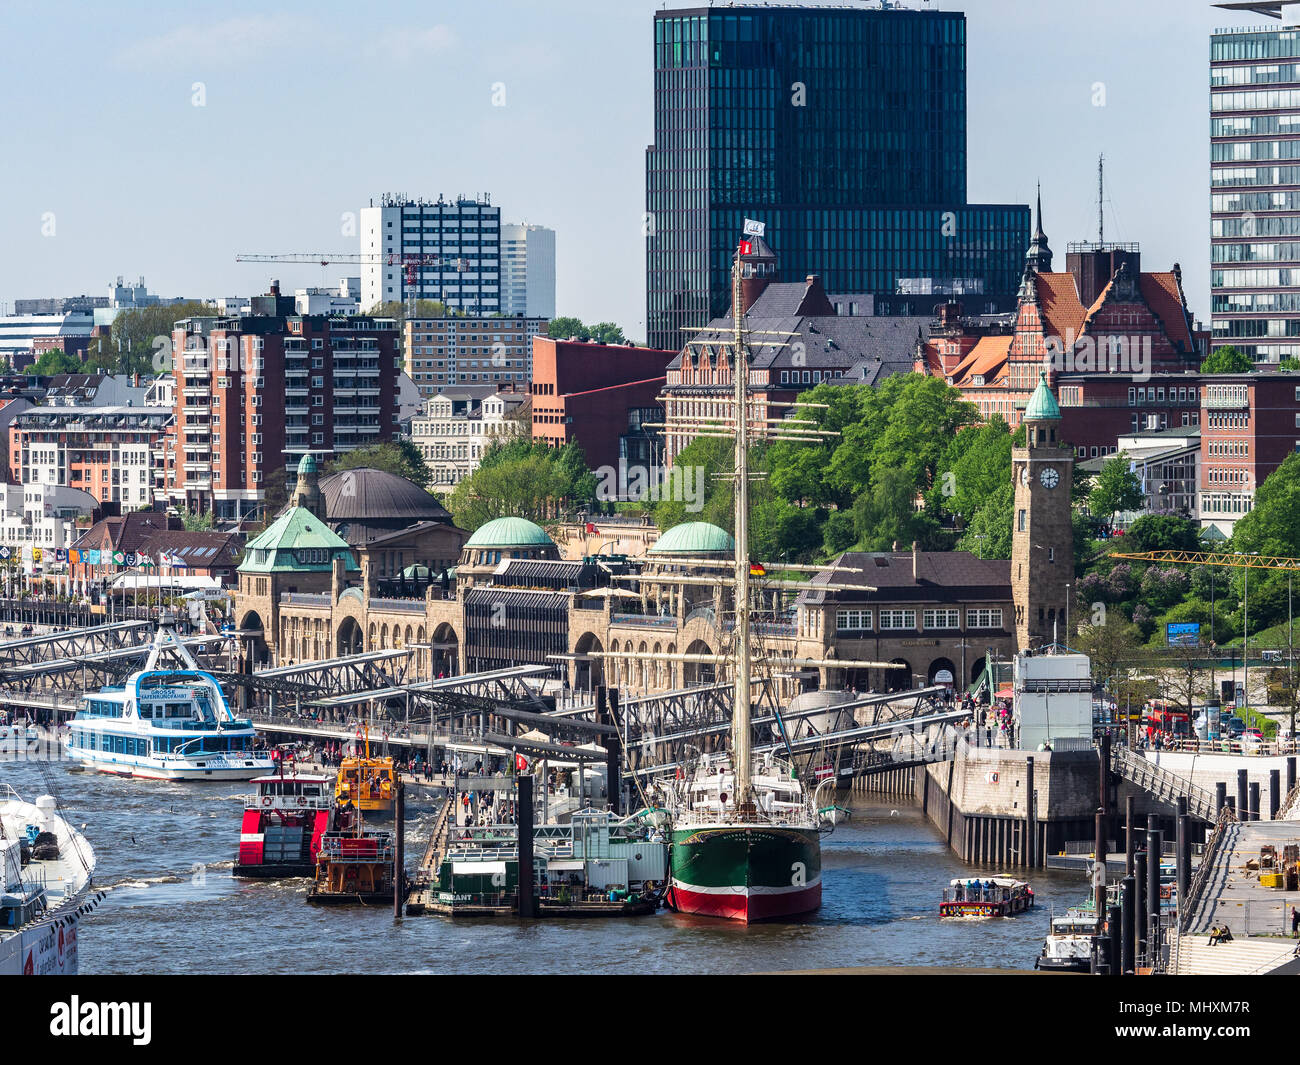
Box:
[1018,466,1029,487]
[1040,467,1060,489]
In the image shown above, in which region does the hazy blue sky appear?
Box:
[0,1,1255,337]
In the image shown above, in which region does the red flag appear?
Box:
[515,752,529,774]
[586,522,599,534]
[739,240,752,256]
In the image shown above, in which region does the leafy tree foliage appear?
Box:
[1089,452,1144,525]
[449,439,596,531]
[545,317,627,345]
[1201,344,1254,374]
[325,439,434,490]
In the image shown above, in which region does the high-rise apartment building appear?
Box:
[359,194,500,315]
[404,315,548,396]
[1211,3,1300,363]
[500,224,556,318]
[170,284,401,520]
[645,4,1029,350]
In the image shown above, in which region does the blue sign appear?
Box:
[1167,622,1200,646]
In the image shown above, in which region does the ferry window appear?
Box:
[303,786,319,797]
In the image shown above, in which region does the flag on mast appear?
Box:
[742,218,766,237]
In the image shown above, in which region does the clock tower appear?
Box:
[1012,371,1074,650]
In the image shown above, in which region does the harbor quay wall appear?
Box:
[852,744,1206,867]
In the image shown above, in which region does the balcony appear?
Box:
[1203,391,1249,410]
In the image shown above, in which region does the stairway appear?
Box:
[1172,934,1297,975]
[1112,747,1216,822]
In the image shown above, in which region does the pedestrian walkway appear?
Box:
[1173,935,1297,975]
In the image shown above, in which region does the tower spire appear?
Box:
[1025,183,1053,273]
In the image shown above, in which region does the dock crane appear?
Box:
[235,252,471,320]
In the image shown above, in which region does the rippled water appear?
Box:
[4,760,1095,974]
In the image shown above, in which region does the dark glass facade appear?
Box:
[646,6,1029,350]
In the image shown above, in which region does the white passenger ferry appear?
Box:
[64,621,273,781]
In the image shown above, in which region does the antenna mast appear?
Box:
[1097,154,1104,245]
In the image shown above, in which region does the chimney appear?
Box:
[269,279,280,297]
[912,541,919,580]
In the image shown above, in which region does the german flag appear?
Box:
[749,561,766,577]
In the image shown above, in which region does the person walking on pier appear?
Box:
[1292,906,1299,938]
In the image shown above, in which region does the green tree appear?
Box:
[958,481,1014,559]
[30,349,83,376]
[450,438,597,530]
[362,299,448,327]
[1123,513,1200,553]
[547,316,587,341]
[932,415,1013,525]
[1089,452,1145,526]
[1201,344,1254,374]
[324,439,433,490]
[112,301,219,375]
[178,507,215,531]
[587,322,627,345]
[1075,616,1150,706]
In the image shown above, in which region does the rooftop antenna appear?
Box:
[1097,154,1105,245]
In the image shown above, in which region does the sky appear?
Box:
[0,0,1261,339]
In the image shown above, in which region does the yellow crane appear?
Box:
[1111,549,1300,717]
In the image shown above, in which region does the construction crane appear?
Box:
[235,252,470,320]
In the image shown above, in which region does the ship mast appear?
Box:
[730,246,753,807]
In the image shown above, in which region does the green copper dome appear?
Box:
[649,521,735,556]
[1024,371,1062,422]
[464,516,554,549]
[297,452,318,475]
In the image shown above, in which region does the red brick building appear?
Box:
[530,337,677,471]
[1198,373,1300,537]
[923,197,1204,456]
[169,283,402,520]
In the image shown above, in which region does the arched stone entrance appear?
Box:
[887,657,913,693]
[927,656,958,688]
[431,623,459,678]
[240,611,269,669]
[573,632,604,692]
[684,638,715,686]
[336,616,363,656]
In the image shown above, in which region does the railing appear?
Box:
[1179,804,1239,934]
[1112,747,1217,822]
[1148,736,1299,757]
[610,613,677,628]
[368,598,427,614]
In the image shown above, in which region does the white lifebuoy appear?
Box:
[261,796,272,807]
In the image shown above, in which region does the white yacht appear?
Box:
[64,621,273,781]
[0,787,99,975]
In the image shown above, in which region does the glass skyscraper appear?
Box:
[1210,4,1300,363]
[645,4,1029,351]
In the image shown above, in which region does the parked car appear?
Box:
[1226,717,1246,738]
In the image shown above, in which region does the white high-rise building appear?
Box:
[359,194,500,314]
[500,223,556,318]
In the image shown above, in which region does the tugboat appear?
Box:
[334,726,394,815]
[939,876,1035,918]
[307,804,401,905]
[234,751,335,878]
[1034,909,1099,972]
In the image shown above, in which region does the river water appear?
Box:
[4,759,1096,974]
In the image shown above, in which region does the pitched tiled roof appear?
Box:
[1138,272,1194,351]
[137,530,244,567]
[1032,272,1088,342]
[74,510,172,555]
[948,336,1011,386]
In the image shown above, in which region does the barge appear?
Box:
[939,876,1034,918]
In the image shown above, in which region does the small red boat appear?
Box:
[234,760,335,879]
[940,876,1034,918]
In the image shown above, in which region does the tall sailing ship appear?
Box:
[654,229,833,922]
